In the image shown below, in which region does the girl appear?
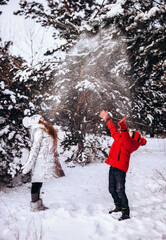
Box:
[22,114,65,212]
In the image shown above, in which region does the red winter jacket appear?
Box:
[105,118,147,173]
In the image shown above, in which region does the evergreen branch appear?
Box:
[153,0,165,6]
[93,0,106,18]
[64,0,71,15]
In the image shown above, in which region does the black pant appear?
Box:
[109,166,129,209]
[31,182,43,194]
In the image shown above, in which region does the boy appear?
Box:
[99,110,147,220]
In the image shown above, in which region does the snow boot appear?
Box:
[39,198,49,210]
[119,207,130,221]
[31,193,48,212]
[30,199,48,212]
[109,204,121,214]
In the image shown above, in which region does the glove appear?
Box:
[118,117,127,130]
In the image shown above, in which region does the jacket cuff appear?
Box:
[120,128,127,132]
[105,117,111,124]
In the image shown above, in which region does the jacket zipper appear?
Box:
[118,150,121,161]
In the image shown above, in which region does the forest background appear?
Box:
[0,0,165,184]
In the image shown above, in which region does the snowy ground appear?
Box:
[0,137,166,240]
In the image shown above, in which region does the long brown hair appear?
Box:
[39,120,58,141]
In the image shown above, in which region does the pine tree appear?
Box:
[9,0,166,168]
[118,0,166,135]
[14,61,60,123]
[51,26,132,164]
[14,0,101,53]
[0,40,34,183]
[125,0,165,135]
[93,0,166,135]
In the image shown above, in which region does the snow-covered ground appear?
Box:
[0,137,166,240]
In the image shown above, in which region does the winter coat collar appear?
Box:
[30,123,44,130]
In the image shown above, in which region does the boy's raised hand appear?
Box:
[99,110,109,121]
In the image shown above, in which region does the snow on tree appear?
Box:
[119,0,166,136]
[14,0,101,54]
[0,0,9,6]
[10,25,132,165]
[11,0,166,165]
[14,0,166,137]
[0,0,9,15]
[50,25,132,164]
[0,40,34,183]
[95,0,166,135]
[14,61,61,122]
[0,0,165,176]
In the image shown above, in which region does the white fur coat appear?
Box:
[22,123,60,182]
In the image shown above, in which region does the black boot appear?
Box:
[119,207,130,221]
[109,204,121,214]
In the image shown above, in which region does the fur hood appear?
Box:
[22,114,42,128]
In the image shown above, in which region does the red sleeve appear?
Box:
[121,129,140,152]
[106,119,120,141]
[118,118,134,151]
